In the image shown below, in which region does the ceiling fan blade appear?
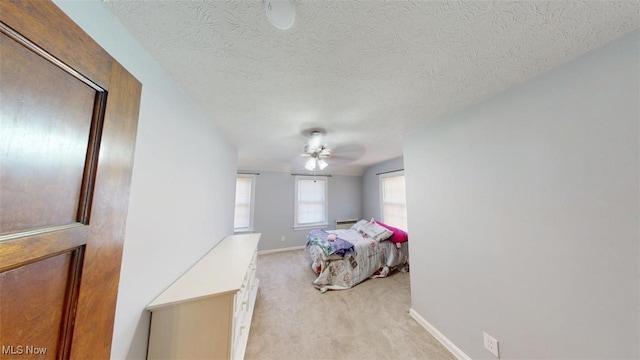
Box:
[324,144,365,164]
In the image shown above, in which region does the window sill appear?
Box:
[293,223,328,231]
[233,228,254,234]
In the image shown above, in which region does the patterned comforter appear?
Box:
[306,229,409,292]
[306,229,355,257]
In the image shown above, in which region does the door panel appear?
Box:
[0,1,141,359]
[0,249,83,359]
[0,27,100,235]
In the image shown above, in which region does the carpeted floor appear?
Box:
[244,250,456,360]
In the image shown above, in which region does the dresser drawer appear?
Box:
[232,249,258,349]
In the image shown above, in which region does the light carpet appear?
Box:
[244,249,456,360]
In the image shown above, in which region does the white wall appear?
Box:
[54,2,238,359]
[252,171,362,251]
[404,30,639,358]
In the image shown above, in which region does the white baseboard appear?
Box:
[409,308,471,360]
[258,245,305,255]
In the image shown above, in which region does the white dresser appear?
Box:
[146,233,260,360]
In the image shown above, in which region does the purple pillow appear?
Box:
[376,221,408,244]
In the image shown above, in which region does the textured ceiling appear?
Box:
[103,0,639,175]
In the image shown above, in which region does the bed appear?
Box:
[305,219,409,292]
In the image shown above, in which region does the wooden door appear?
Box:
[0,1,141,359]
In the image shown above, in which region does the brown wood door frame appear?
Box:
[0,1,141,358]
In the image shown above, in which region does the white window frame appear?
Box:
[234,174,256,233]
[294,176,328,230]
[379,171,408,231]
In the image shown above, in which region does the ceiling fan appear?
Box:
[302,130,330,171]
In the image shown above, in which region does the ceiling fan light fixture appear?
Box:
[301,128,330,172]
[305,158,316,171]
[304,157,328,172]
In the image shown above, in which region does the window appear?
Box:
[294,176,328,229]
[380,172,407,231]
[234,174,255,232]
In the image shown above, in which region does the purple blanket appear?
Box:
[306,229,355,257]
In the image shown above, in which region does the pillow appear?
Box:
[359,220,393,242]
[350,219,369,232]
[376,221,409,244]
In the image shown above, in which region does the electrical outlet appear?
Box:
[483,332,499,358]
[281,235,285,242]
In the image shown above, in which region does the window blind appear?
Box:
[381,174,407,231]
[295,177,327,227]
[234,176,253,231]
